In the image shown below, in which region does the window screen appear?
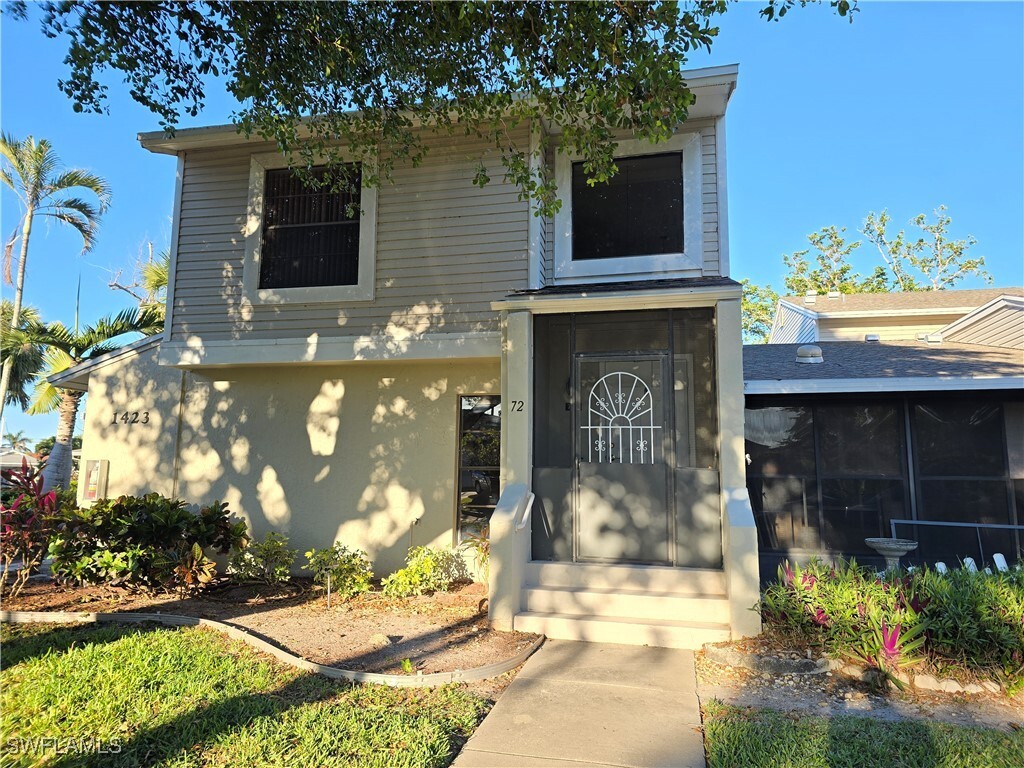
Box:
[571,153,683,260]
[259,166,361,289]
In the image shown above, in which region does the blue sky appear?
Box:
[2,1,1022,443]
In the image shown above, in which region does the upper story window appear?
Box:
[260,166,361,290]
[571,153,683,261]
[554,131,703,284]
[244,153,377,304]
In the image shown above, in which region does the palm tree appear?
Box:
[26,307,162,491]
[3,430,30,452]
[0,133,111,427]
[1,299,44,410]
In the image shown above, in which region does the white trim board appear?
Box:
[552,130,704,284]
[744,375,1024,395]
[493,284,741,314]
[939,294,1024,338]
[242,151,378,305]
[158,331,501,368]
[49,337,163,391]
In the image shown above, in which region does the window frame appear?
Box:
[553,131,704,283]
[243,152,377,304]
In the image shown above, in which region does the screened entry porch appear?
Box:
[530,309,724,568]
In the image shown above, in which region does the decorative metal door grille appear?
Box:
[583,372,662,464]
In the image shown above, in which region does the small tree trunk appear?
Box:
[0,207,34,426]
[41,388,83,492]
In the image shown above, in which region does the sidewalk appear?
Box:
[454,639,706,768]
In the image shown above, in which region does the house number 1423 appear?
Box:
[111,411,150,425]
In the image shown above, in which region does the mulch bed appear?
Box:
[3,578,539,695]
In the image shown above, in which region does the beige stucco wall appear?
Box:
[80,346,500,575]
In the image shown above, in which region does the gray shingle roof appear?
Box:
[780,287,1024,314]
[743,340,1024,383]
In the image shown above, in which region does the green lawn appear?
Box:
[702,700,1024,768]
[0,622,487,768]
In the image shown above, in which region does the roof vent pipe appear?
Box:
[796,344,824,364]
[865,334,880,343]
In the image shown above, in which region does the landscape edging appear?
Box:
[0,610,544,688]
[703,642,1003,695]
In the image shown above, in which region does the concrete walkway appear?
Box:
[454,640,706,768]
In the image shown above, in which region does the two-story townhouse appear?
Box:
[54,64,760,648]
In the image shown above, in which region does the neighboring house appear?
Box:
[768,287,1024,345]
[746,288,1024,581]
[53,65,759,648]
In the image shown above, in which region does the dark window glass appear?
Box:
[820,478,906,554]
[748,476,820,552]
[817,404,904,477]
[914,401,1006,477]
[259,166,361,289]
[744,406,816,476]
[571,153,683,260]
[457,396,501,540]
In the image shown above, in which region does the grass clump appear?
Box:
[0,622,486,768]
[702,700,1024,768]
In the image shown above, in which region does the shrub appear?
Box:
[49,493,248,592]
[0,459,59,598]
[761,558,1024,688]
[229,532,297,584]
[382,546,466,598]
[304,543,373,602]
[459,524,490,579]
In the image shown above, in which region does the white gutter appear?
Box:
[744,375,1024,395]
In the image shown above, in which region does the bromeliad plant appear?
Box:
[853,619,928,691]
[0,458,58,598]
[761,557,1024,690]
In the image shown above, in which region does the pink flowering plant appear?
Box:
[761,557,1024,691]
[0,459,58,598]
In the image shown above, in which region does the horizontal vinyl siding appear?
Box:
[170,132,530,344]
[700,125,721,277]
[817,314,955,342]
[944,305,1024,349]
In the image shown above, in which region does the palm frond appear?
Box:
[3,226,19,285]
[46,169,112,212]
[26,377,62,416]
[40,197,101,252]
[79,306,163,353]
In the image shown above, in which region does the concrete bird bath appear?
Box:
[865,537,918,571]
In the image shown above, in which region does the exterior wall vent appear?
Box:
[805,290,817,305]
[796,344,824,364]
[864,334,880,343]
[827,290,841,299]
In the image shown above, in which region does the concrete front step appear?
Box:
[526,561,726,595]
[523,585,731,624]
[514,611,731,649]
